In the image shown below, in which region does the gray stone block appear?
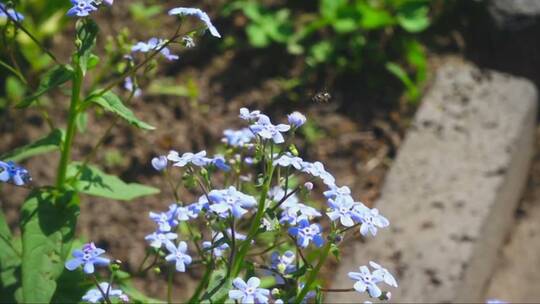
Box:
[489,0,540,29]
[329,62,537,303]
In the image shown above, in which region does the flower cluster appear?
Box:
[0,160,31,186]
[65,243,129,303]
[142,108,397,303]
[348,262,398,298]
[67,0,113,17]
[82,283,128,303]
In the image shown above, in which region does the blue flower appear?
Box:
[239,107,261,121]
[348,265,384,298]
[271,250,296,274]
[211,155,231,171]
[144,231,177,249]
[223,128,255,147]
[300,161,335,187]
[149,205,179,232]
[164,241,192,272]
[486,299,508,304]
[185,200,205,218]
[65,242,110,274]
[208,186,257,218]
[124,77,142,97]
[0,3,24,21]
[151,155,167,171]
[323,185,351,200]
[82,283,128,303]
[249,114,290,144]
[131,38,179,61]
[67,0,98,17]
[167,150,211,167]
[279,201,321,225]
[229,277,270,304]
[354,206,389,237]
[274,153,303,170]
[168,7,221,38]
[175,205,199,221]
[369,261,398,288]
[326,195,357,227]
[0,161,31,186]
[288,219,324,248]
[287,111,306,128]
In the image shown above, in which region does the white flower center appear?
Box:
[245,287,255,294]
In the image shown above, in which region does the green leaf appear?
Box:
[6,76,26,103]
[87,91,155,130]
[201,268,231,303]
[307,41,333,65]
[405,38,427,84]
[76,112,88,133]
[76,19,99,73]
[320,0,347,20]
[333,18,357,33]
[50,268,90,303]
[1,129,65,162]
[386,62,420,101]
[0,210,22,303]
[66,162,160,200]
[246,24,271,48]
[356,3,394,29]
[396,2,430,33]
[20,189,79,303]
[17,65,73,108]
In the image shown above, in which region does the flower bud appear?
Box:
[287,111,306,128]
[379,291,391,301]
[151,155,168,171]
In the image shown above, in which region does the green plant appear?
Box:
[223,0,434,102]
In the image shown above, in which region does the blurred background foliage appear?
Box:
[0,0,450,115]
[221,0,443,102]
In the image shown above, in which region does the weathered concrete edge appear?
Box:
[458,81,538,302]
[327,64,538,303]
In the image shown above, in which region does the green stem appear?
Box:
[231,163,275,277]
[167,266,174,304]
[0,59,27,84]
[188,261,214,303]
[295,243,331,303]
[0,5,59,64]
[56,61,83,189]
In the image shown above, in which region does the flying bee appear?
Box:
[312,91,332,103]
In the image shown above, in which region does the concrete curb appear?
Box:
[329,62,538,303]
